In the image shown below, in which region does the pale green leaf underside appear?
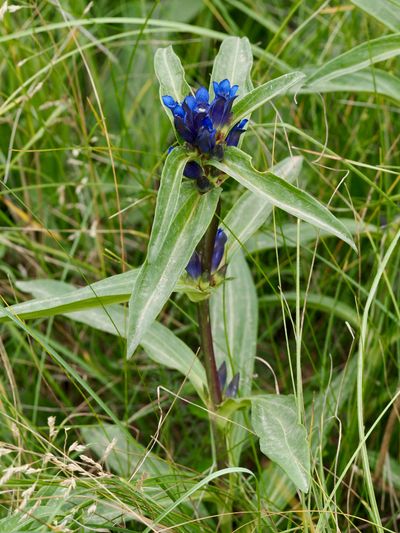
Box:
[223,156,303,258]
[127,188,220,358]
[232,72,306,123]
[148,146,191,261]
[251,395,310,493]
[210,147,356,251]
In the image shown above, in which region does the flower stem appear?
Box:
[196,200,226,468]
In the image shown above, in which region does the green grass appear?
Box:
[1,1,399,531]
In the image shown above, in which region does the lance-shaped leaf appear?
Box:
[16,280,207,397]
[148,146,191,261]
[210,147,356,251]
[300,69,400,102]
[211,249,257,395]
[0,270,204,324]
[211,250,258,465]
[307,34,400,85]
[127,188,221,358]
[248,218,376,253]
[251,395,310,493]
[223,156,303,258]
[210,36,254,98]
[155,45,191,129]
[351,0,400,32]
[0,271,139,323]
[232,72,306,124]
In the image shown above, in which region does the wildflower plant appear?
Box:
[0,36,361,523]
[129,37,355,488]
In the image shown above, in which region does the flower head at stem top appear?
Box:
[186,228,227,280]
[162,79,248,160]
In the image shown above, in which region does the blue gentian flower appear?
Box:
[183,160,203,179]
[209,79,238,127]
[218,361,227,390]
[211,228,228,273]
[225,372,240,398]
[226,119,248,147]
[162,79,247,160]
[185,250,202,279]
[186,228,227,279]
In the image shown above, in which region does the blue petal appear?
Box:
[186,251,202,279]
[226,373,240,398]
[229,85,239,97]
[195,86,209,104]
[211,228,227,272]
[162,95,177,108]
[219,79,231,96]
[209,95,235,127]
[173,104,185,118]
[225,119,248,146]
[184,95,196,110]
[218,361,227,390]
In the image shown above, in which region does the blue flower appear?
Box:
[183,160,203,179]
[186,228,227,279]
[185,250,202,279]
[225,119,248,147]
[225,373,240,398]
[211,228,228,273]
[209,79,238,128]
[162,80,247,158]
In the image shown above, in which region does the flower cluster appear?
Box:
[163,79,247,188]
[186,228,227,279]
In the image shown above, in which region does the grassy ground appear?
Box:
[0,1,399,531]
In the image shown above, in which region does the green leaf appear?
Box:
[148,146,191,261]
[16,280,207,396]
[127,188,220,358]
[210,36,254,98]
[210,147,356,251]
[251,395,310,493]
[223,156,303,258]
[307,34,400,85]
[154,45,191,127]
[0,270,139,323]
[211,250,258,466]
[261,357,357,509]
[247,218,377,253]
[141,322,207,398]
[301,69,400,101]
[0,269,202,324]
[211,249,257,395]
[232,72,305,123]
[351,0,400,32]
